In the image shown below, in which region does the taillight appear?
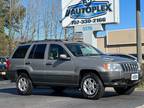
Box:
[6,59,11,70]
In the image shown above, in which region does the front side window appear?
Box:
[48,44,69,60]
[28,44,46,59]
[65,43,103,57]
[12,45,30,59]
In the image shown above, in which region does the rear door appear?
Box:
[25,43,47,82]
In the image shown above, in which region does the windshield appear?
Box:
[65,43,104,57]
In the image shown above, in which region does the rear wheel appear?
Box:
[16,73,33,95]
[114,86,135,95]
[80,73,104,100]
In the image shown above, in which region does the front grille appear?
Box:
[121,63,138,72]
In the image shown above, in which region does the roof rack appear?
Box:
[32,39,63,43]
[20,39,66,44]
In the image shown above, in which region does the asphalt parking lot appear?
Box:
[0,81,144,108]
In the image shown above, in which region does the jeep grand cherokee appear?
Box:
[9,40,143,99]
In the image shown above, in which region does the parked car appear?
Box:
[109,54,137,61]
[0,57,10,80]
[9,40,143,99]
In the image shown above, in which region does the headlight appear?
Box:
[103,63,123,72]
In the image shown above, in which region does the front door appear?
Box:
[45,44,75,85]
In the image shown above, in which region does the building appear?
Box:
[96,28,144,56]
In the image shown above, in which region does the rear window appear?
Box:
[28,44,46,59]
[12,45,30,59]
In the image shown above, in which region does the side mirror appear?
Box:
[59,54,70,60]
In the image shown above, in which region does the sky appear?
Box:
[106,0,144,30]
[22,0,144,38]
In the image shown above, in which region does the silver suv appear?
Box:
[9,40,143,99]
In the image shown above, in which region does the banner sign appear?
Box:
[62,0,120,27]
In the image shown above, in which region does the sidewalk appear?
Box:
[0,80,11,85]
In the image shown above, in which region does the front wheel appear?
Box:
[81,73,105,100]
[114,86,135,95]
[16,73,33,95]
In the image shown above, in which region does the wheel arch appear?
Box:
[79,69,104,86]
[16,69,32,81]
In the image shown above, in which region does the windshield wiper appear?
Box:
[84,54,104,56]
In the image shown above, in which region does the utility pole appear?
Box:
[136,0,142,63]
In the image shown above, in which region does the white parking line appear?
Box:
[136,105,144,108]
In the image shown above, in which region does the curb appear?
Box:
[136,88,144,91]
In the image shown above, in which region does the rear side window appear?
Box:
[12,45,30,59]
[28,45,37,59]
[28,44,46,59]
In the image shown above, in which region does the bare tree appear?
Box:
[50,0,63,39]
[22,0,64,41]
[43,6,50,39]
[6,0,26,55]
[23,0,39,41]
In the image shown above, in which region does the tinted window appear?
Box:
[29,44,46,59]
[28,45,37,59]
[12,45,30,58]
[48,44,69,60]
[65,43,103,57]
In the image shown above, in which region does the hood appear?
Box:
[74,54,137,72]
[76,54,136,64]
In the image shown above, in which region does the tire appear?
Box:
[114,86,135,95]
[52,86,65,92]
[16,73,33,95]
[80,73,104,100]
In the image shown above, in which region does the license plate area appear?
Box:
[131,73,139,81]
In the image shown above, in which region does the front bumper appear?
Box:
[99,70,143,87]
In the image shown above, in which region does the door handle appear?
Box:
[25,62,31,65]
[46,62,52,65]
